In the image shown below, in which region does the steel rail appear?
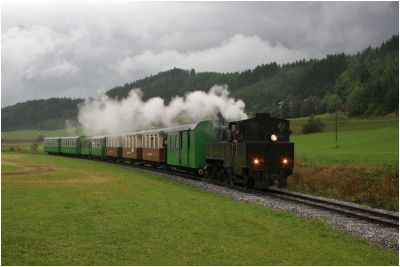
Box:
[264,188,399,227]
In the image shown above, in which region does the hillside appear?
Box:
[2,98,83,131]
[2,35,398,131]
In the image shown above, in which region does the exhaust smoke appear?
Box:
[78,85,248,135]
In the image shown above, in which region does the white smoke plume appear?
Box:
[78,85,248,135]
[64,119,79,136]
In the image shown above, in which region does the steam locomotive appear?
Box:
[44,113,294,188]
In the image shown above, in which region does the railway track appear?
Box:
[263,188,399,227]
[64,155,400,228]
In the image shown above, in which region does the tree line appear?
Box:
[2,35,398,131]
[2,98,82,131]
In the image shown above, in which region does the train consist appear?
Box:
[44,113,294,188]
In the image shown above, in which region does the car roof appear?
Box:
[60,136,81,139]
[122,121,202,136]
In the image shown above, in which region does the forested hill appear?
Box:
[107,35,398,117]
[2,35,398,131]
[2,98,83,131]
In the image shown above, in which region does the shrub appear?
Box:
[302,115,324,134]
[288,162,399,211]
[36,135,45,142]
[31,143,39,152]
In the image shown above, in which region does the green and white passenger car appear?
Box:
[43,137,61,154]
[91,136,106,157]
[60,136,83,155]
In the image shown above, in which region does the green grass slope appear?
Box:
[289,113,398,134]
[2,128,84,140]
[292,126,399,165]
[2,152,397,265]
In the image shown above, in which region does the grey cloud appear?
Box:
[114,34,311,77]
[1,1,398,107]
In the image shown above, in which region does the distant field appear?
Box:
[2,152,397,265]
[1,142,44,153]
[289,113,398,134]
[292,126,399,165]
[1,128,84,140]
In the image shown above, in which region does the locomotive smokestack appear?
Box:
[255,113,270,118]
[217,112,225,125]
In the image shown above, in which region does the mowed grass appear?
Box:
[1,142,44,153]
[289,113,398,134]
[1,153,398,265]
[292,126,399,165]
[1,128,84,140]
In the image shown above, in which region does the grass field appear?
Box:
[1,128,83,140]
[289,113,398,134]
[292,126,398,165]
[1,142,43,153]
[288,116,398,210]
[288,113,398,165]
[2,152,398,265]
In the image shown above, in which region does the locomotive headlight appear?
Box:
[270,134,278,142]
[253,158,260,165]
[282,158,289,165]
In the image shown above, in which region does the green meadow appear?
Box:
[1,128,84,140]
[286,114,398,165]
[292,126,398,165]
[2,152,397,265]
[289,113,398,134]
[287,114,398,210]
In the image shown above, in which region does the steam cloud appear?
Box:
[78,85,248,135]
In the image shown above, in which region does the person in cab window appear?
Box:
[218,126,227,141]
[233,125,242,143]
[230,124,236,142]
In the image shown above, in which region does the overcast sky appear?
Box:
[1,1,398,107]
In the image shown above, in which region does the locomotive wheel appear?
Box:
[223,172,234,186]
[229,173,235,186]
[222,172,229,185]
[245,176,254,189]
[205,163,217,180]
[278,171,288,188]
[278,179,287,188]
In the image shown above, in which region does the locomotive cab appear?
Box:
[228,113,290,142]
[206,113,294,188]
